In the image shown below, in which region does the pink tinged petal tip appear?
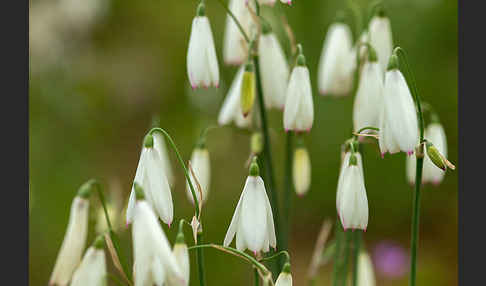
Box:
[407,150,414,156]
[125,222,130,228]
[168,222,172,228]
[285,128,289,133]
[287,0,292,5]
[381,153,385,159]
[253,251,257,257]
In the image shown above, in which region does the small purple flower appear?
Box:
[373,241,409,278]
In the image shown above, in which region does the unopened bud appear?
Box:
[240,62,256,117]
[293,147,311,196]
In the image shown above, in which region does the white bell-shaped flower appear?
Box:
[170,233,190,286]
[357,251,376,286]
[336,152,368,231]
[132,185,185,286]
[126,133,174,226]
[223,158,276,254]
[70,238,107,286]
[50,186,90,286]
[293,146,311,196]
[283,49,314,132]
[223,0,254,65]
[336,152,364,214]
[186,3,219,89]
[379,56,419,156]
[406,123,447,185]
[317,21,355,96]
[353,53,384,132]
[153,132,175,187]
[218,65,252,128]
[258,26,289,109]
[275,263,293,286]
[186,146,211,205]
[368,10,393,73]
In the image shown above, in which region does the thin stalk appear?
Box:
[254,55,283,271]
[339,231,353,286]
[92,180,131,282]
[352,231,362,286]
[332,218,344,286]
[282,131,293,252]
[254,267,260,286]
[258,250,290,263]
[393,47,426,286]
[148,127,205,286]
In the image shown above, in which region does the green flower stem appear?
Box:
[258,250,290,263]
[254,55,283,273]
[352,231,362,286]
[356,126,380,134]
[393,46,425,286]
[282,131,293,252]
[91,180,132,282]
[339,231,353,286]
[148,127,206,286]
[188,244,270,275]
[215,0,250,43]
[254,267,260,286]
[332,218,344,286]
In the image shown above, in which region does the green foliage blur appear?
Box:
[29,0,457,285]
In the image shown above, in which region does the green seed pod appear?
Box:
[426,142,446,171]
[240,62,256,117]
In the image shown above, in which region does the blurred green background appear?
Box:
[29,0,457,285]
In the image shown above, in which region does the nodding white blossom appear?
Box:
[126,134,174,226]
[357,251,376,286]
[406,123,448,185]
[153,132,175,187]
[283,51,314,132]
[186,4,219,89]
[353,56,384,132]
[293,147,311,196]
[317,22,355,96]
[275,263,293,286]
[132,189,185,286]
[70,243,107,286]
[336,152,368,231]
[171,235,190,286]
[50,192,90,286]
[379,57,419,156]
[218,65,252,128]
[186,146,211,205]
[258,28,290,109]
[336,152,364,214]
[224,159,276,254]
[223,0,254,65]
[368,11,393,73]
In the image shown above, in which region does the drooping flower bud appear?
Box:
[132,196,185,286]
[336,152,368,231]
[293,145,311,196]
[379,58,419,156]
[126,132,174,226]
[186,146,211,205]
[275,262,293,286]
[258,27,289,109]
[353,48,383,132]
[70,236,107,286]
[368,7,393,73]
[49,183,91,286]
[240,62,256,117]
[218,65,252,128]
[223,0,255,65]
[224,157,276,254]
[170,230,190,286]
[283,45,314,132]
[317,19,355,96]
[186,3,220,89]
